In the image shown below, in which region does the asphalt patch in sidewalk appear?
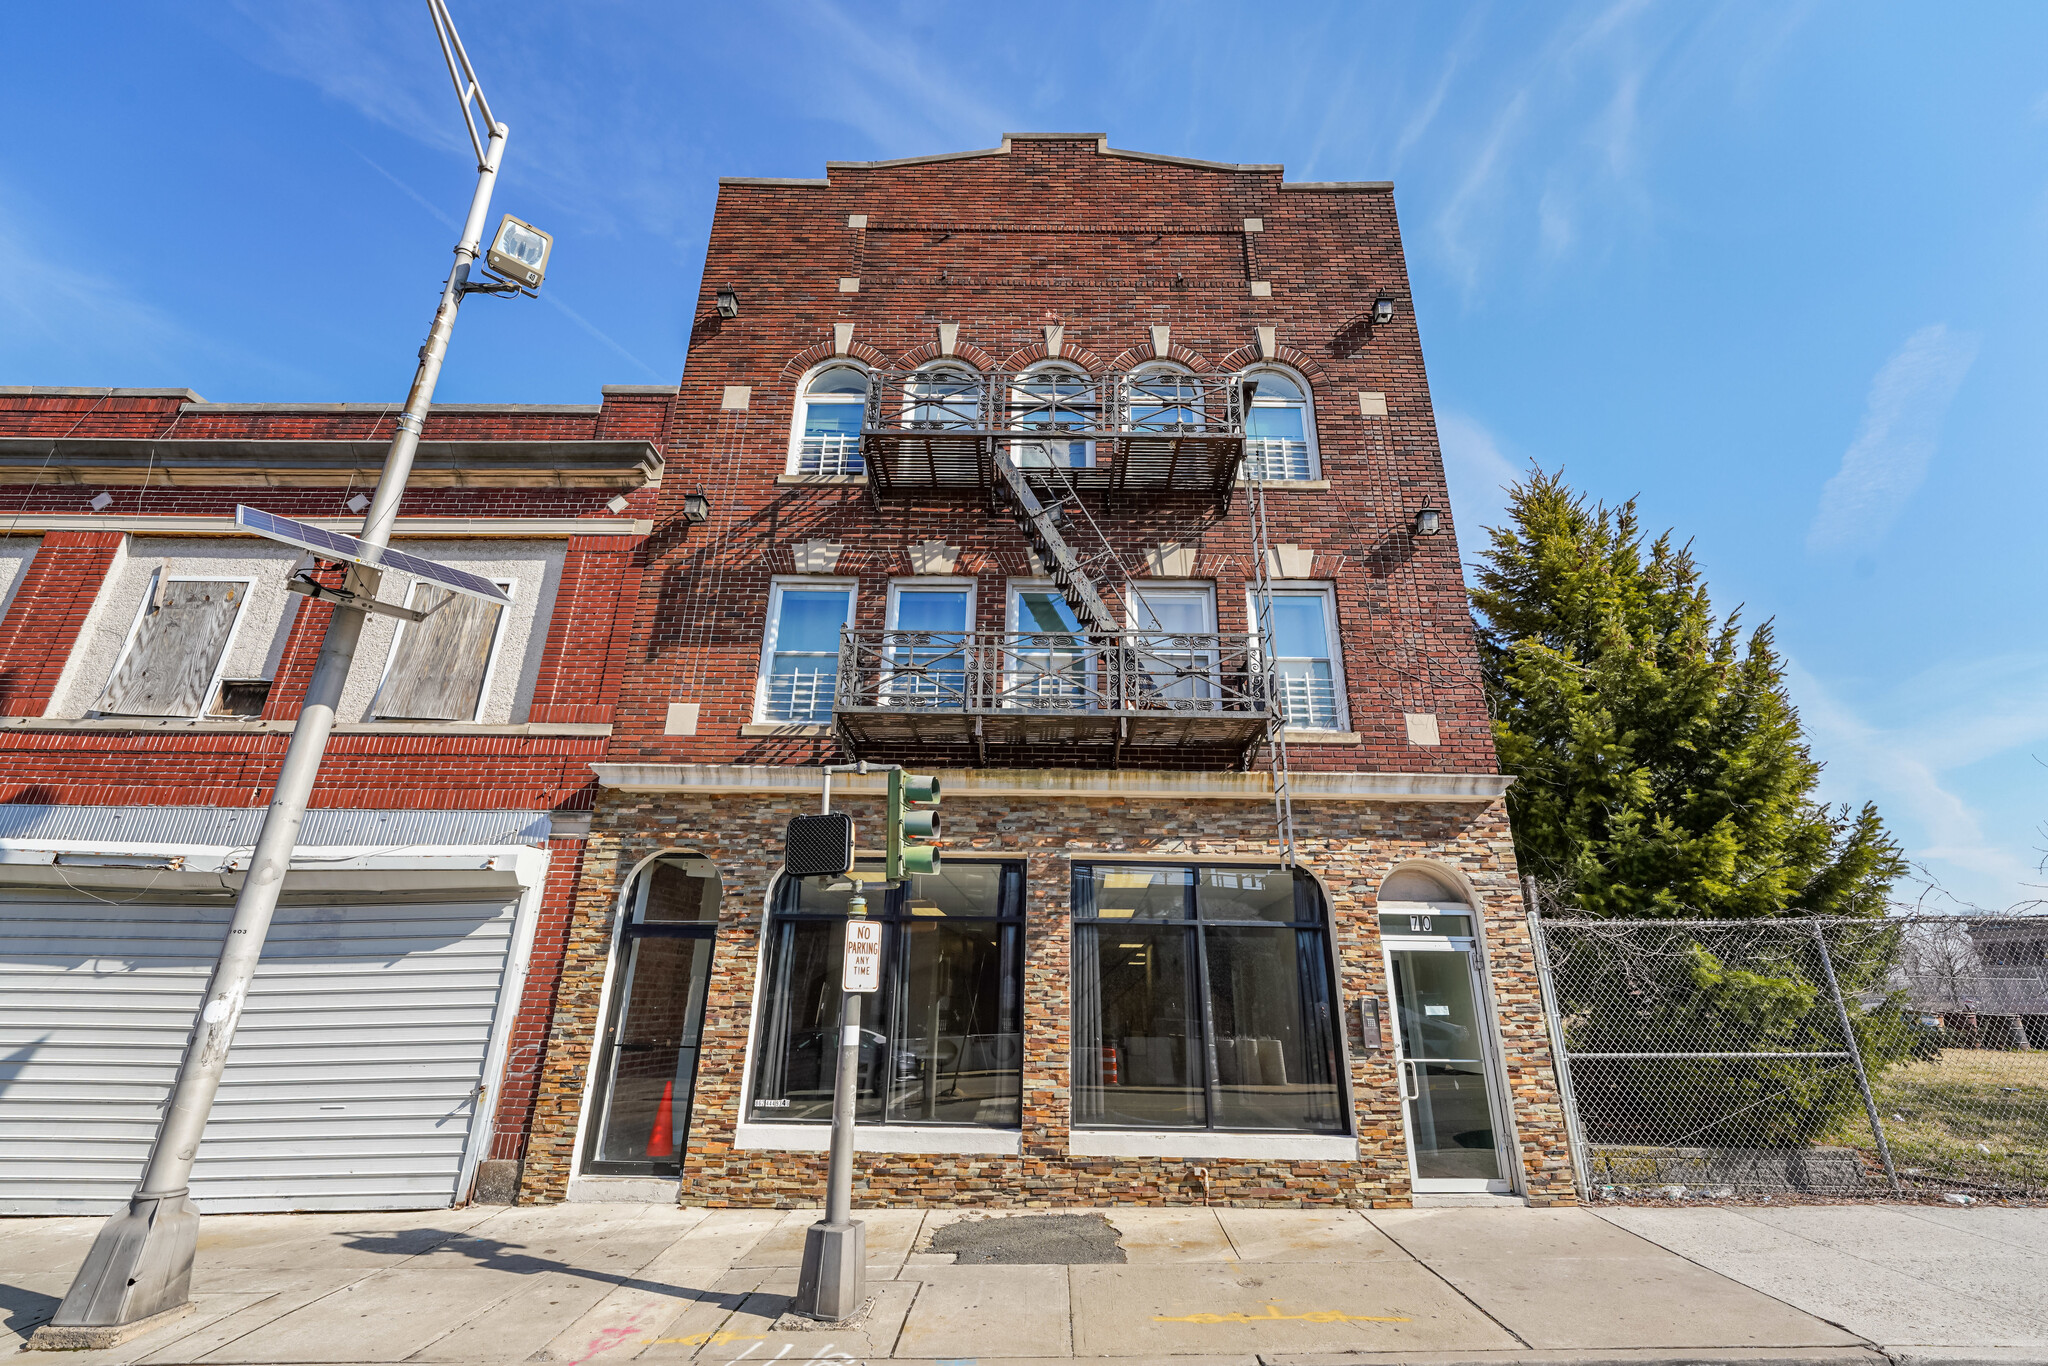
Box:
[928,1213,1127,1264]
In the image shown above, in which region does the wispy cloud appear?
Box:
[1437,411,1523,573]
[1806,324,1978,555]
[1790,655,2048,908]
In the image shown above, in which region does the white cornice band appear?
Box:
[591,764,1510,803]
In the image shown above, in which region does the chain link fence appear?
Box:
[1530,911,2048,1202]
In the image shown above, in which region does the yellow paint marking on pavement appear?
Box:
[1154,1302,1411,1325]
[646,1329,768,1346]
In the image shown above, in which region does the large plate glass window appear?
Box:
[1008,365,1095,468]
[1005,582,1092,711]
[885,580,973,710]
[1072,863,1344,1132]
[790,365,868,475]
[583,855,721,1175]
[1127,584,1217,705]
[373,579,511,722]
[758,580,853,723]
[750,862,1024,1127]
[97,572,251,718]
[1251,586,1345,731]
[1242,368,1318,481]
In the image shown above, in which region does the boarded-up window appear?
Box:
[373,583,506,722]
[98,577,247,717]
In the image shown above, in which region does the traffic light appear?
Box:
[885,771,941,880]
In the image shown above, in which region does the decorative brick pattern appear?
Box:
[517,788,1575,1209]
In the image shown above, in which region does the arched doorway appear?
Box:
[1378,866,1514,1194]
[581,854,720,1176]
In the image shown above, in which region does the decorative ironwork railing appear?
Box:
[860,370,1248,443]
[835,629,1276,719]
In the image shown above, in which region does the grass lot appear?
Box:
[1830,1048,2048,1194]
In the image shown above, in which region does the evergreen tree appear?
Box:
[1470,469,1905,919]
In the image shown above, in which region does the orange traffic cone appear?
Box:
[645,1079,675,1158]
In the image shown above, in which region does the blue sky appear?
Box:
[5,3,2046,911]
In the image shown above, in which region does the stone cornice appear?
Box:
[590,763,1510,803]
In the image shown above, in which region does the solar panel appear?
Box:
[235,506,511,606]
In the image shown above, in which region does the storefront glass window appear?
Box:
[1072,863,1344,1132]
[750,862,1024,1127]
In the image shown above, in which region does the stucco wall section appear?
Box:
[517,787,1574,1209]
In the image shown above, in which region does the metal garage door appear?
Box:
[0,886,519,1214]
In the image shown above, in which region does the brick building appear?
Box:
[0,384,665,1212]
[518,135,1574,1209]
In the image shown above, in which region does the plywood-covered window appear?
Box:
[98,573,250,717]
[371,580,510,722]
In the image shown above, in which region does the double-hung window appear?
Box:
[790,366,868,475]
[373,579,512,722]
[98,571,251,718]
[1072,863,1345,1132]
[1251,587,1346,731]
[1005,582,1092,710]
[750,862,1025,1127]
[1127,583,1217,705]
[886,580,973,710]
[1241,368,1319,482]
[1008,365,1095,468]
[759,580,853,723]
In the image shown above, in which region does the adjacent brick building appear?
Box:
[0,384,665,1213]
[519,135,1574,1209]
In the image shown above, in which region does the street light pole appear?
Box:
[36,4,517,1347]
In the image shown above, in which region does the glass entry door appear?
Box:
[584,856,720,1175]
[1382,914,1511,1192]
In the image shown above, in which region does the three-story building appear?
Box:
[516,135,1574,1209]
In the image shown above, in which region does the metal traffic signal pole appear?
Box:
[36,3,524,1346]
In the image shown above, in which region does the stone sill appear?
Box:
[1245,479,1331,491]
[738,722,832,738]
[1283,729,1361,745]
[5,717,612,738]
[735,1121,1021,1155]
[1068,1128,1359,1161]
[775,473,868,485]
[565,1175,680,1204]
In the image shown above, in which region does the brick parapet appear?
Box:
[516,788,1575,1209]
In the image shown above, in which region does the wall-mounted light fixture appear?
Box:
[683,490,712,524]
[1413,505,1442,536]
[715,286,739,319]
[1373,293,1396,325]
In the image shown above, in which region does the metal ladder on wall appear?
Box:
[1244,470,1298,868]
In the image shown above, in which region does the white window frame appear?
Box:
[1007,362,1097,469]
[1004,578,1097,711]
[369,576,516,724]
[97,569,256,718]
[902,363,984,431]
[1241,364,1321,482]
[1125,581,1219,704]
[785,361,870,476]
[1246,583,1349,733]
[754,576,858,724]
[884,578,978,708]
[1123,362,1206,434]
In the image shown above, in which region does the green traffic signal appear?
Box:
[885,770,941,881]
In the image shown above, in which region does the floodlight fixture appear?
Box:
[484,214,551,292]
[715,285,740,319]
[682,490,712,524]
[1373,293,1396,325]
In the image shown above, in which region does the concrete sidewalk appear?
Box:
[1,1202,2038,1366]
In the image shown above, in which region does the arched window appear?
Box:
[1242,367,1319,481]
[583,853,721,1175]
[1125,363,1205,433]
[788,364,868,475]
[905,364,983,430]
[1008,363,1096,468]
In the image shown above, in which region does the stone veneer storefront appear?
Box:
[517,766,1576,1209]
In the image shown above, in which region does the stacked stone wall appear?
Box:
[518,787,1575,1208]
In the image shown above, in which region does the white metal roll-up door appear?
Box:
[0,886,519,1214]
